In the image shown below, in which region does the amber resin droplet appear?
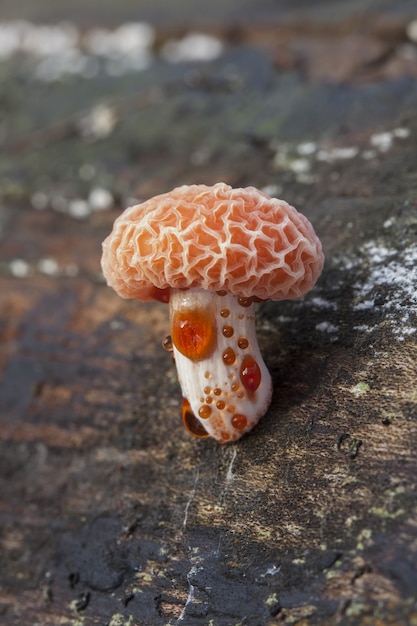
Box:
[231,414,248,430]
[198,404,212,419]
[222,325,234,338]
[220,308,230,318]
[162,335,173,352]
[237,337,249,349]
[240,355,262,392]
[222,347,236,365]
[182,398,210,438]
[216,400,226,410]
[172,306,216,361]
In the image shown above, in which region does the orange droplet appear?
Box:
[222,325,234,338]
[182,398,210,438]
[238,296,252,307]
[213,388,222,396]
[220,308,230,318]
[237,337,249,349]
[222,347,236,365]
[240,355,261,392]
[220,431,231,442]
[206,396,213,404]
[198,404,212,419]
[216,400,226,410]
[172,306,216,361]
[231,413,248,430]
[204,386,211,394]
[231,382,240,392]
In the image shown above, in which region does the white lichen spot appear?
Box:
[88,187,113,211]
[315,321,338,334]
[316,146,359,162]
[38,258,59,276]
[310,297,337,310]
[392,127,410,139]
[79,103,118,140]
[352,241,417,341]
[370,131,393,152]
[68,199,90,219]
[260,184,283,198]
[296,141,317,156]
[85,22,154,67]
[288,157,311,174]
[354,299,375,311]
[260,565,280,578]
[9,259,30,277]
[161,33,223,63]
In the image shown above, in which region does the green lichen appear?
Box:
[265,592,279,607]
[350,382,370,397]
[108,614,134,626]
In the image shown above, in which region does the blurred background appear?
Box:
[1,2,417,624]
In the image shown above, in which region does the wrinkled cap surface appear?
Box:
[101,182,324,302]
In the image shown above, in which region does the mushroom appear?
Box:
[101,182,324,443]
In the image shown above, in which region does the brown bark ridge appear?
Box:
[0,2,417,624]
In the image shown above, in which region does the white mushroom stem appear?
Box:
[169,288,272,443]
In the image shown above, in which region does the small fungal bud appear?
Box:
[101,183,324,443]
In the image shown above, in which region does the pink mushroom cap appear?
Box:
[101,182,324,302]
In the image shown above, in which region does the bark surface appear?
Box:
[0,2,417,624]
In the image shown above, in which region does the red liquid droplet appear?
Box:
[150,286,171,303]
[182,398,210,438]
[172,306,216,361]
[240,355,261,392]
[222,325,234,338]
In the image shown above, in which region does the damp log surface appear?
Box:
[1,1,417,624]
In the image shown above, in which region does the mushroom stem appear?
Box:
[169,288,272,443]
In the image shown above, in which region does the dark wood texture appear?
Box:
[1,2,417,624]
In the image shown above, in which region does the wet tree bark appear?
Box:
[1,2,417,625]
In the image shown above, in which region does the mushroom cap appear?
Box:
[101,182,324,302]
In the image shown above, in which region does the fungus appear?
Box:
[101,183,324,443]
